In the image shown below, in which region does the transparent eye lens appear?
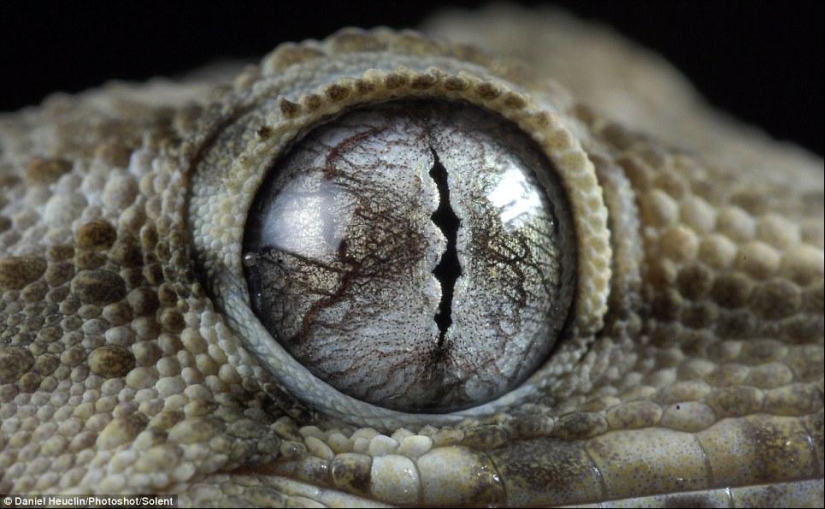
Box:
[243,101,575,413]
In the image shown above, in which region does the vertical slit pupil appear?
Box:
[429,150,461,344]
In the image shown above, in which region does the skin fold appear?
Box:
[0,5,822,507]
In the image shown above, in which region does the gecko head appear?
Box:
[182,27,822,505]
[0,16,821,508]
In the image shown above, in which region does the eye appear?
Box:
[241,100,575,412]
[189,29,611,426]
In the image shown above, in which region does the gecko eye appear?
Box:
[190,32,611,424]
[241,100,575,413]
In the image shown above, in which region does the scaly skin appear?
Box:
[0,7,822,507]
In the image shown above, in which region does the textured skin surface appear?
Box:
[0,5,822,507]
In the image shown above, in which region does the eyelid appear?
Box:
[187,28,613,428]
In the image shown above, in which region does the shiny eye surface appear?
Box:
[242,100,576,413]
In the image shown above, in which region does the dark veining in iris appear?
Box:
[241,101,575,412]
[428,149,461,345]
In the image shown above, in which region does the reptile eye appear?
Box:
[241,100,575,412]
[191,33,611,425]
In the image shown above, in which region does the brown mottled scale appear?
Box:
[0,5,822,507]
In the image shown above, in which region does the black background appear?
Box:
[1,1,822,157]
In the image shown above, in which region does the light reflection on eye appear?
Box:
[242,100,576,413]
[260,179,351,261]
[487,166,546,231]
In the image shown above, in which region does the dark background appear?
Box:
[1,1,822,157]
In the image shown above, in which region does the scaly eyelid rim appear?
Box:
[188,40,611,428]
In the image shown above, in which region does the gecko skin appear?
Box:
[0,6,822,507]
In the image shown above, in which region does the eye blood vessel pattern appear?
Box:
[0,4,822,508]
[242,102,570,413]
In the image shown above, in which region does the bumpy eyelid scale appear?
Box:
[187,27,613,428]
